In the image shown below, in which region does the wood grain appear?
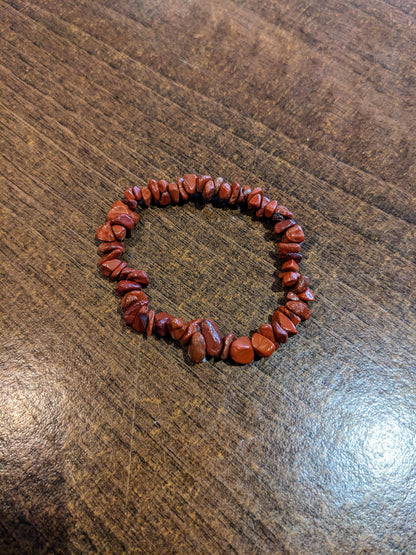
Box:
[1,0,415,553]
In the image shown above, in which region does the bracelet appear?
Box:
[96,175,314,364]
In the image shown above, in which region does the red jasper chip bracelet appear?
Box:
[96,175,315,364]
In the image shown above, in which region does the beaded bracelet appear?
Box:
[96,175,314,364]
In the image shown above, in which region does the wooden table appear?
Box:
[1,1,415,553]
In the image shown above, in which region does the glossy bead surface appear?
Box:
[229,182,241,204]
[273,310,298,335]
[298,288,315,302]
[133,311,148,333]
[116,280,142,295]
[188,332,206,363]
[97,222,116,242]
[283,224,305,243]
[98,241,125,254]
[148,179,160,203]
[112,225,126,242]
[100,259,123,277]
[258,324,278,347]
[274,219,296,234]
[230,337,254,364]
[200,319,223,357]
[264,200,278,218]
[167,317,187,340]
[183,174,197,195]
[146,310,155,336]
[221,333,237,360]
[251,333,276,357]
[286,301,311,320]
[281,259,299,272]
[181,319,203,345]
[154,312,171,337]
[272,321,288,343]
[168,182,180,203]
[125,270,150,286]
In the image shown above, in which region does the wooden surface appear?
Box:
[1,0,416,553]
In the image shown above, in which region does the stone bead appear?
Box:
[112,225,126,242]
[124,187,136,201]
[213,177,223,196]
[273,310,297,335]
[132,186,142,201]
[298,288,315,302]
[283,224,304,243]
[181,319,203,345]
[124,300,148,325]
[247,193,262,211]
[271,321,288,343]
[245,188,260,206]
[125,269,150,286]
[167,317,187,340]
[278,242,301,255]
[281,259,299,272]
[133,311,148,333]
[280,252,303,262]
[98,248,124,264]
[119,266,135,280]
[202,179,215,201]
[116,280,142,295]
[247,187,263,201]
[154,312,171,337]
[264,200,278,218]
[177,178,189,201]
[221,333,237,360]
[228,182,241,204]
[110,261,127,281]
[275,205,293,218]
[107,200,139,223]
[183,174,197,194]
[292,275,310,293]
[100,258,123,277]
[251,333,276,358]
[196,175,211,194]
[168,182,180,204]
[278,306,301,326]
[121,290,147,310]
[258,323,278,347]
[188,332,206,363]
[286,291,300,301]
[96,222,116,242]
[218,182,232,200]
[146,310,155,336]
[273,219,296,235]
[158,180,168,194]
[286,301,311,320]
[109,213,135,233]
[200,319,223,357]
[148,179,160,203]
[281,271,300,288]
[159,191,171,206]
[122,198,138,211]
[239,186,252,204]
[124,302,145,325]
[98,241,125,254]
[141,187,152,207]
[255,197,269,218]
[230,336,254,364]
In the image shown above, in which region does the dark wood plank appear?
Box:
[1,0,415,553]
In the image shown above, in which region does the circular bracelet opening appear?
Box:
[129,201,277,336]
[96,175,314,365]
